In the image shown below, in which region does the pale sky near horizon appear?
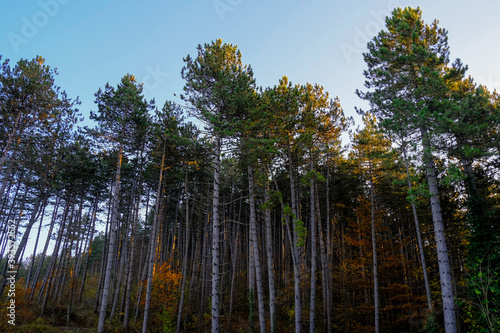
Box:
[1,0,500,256]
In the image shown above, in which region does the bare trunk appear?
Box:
[97,145,123,333]
[420,127,457,333]
[0,189,46,297]
[123,176,142,330]
[78,197,98,303]
[264,170,277,333]
[110,230,127,319]
[176,173,191,333]
[309,159,317,333]
[249,165,266,333]
[142,144,166,333]
[287,144,302,333]
[211,136,221,333]
[315,173,331,333]
[402,144,432,310]
[369,165,380,333]
[25,201,47,289]
[29,195,60,299]
[40,194,73,313]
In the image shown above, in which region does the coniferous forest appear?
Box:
[1,7,499,333]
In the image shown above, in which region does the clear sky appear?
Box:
[2,0,500,256]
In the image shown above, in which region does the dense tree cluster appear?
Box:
[0,7,499,333]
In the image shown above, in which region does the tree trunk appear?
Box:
[211,136,222,333]
[78,197,98,303]
[110,228,127,319]
[249,165,266,333]
[142,144,166,333]
[402,144,432,310]
[176,173,191,333]
[369,165,380,333]
[228,196,241,324]
[25,201,47,289]
[264,170,277,333]
[0,189,46,297]
[98,145,123,333]
[287,143,302,333]
[420,127,457,333]
[29,195,60,300]
[315,173,331,333]
[123,175,142,330]
[309,159,317,333]
[40,193,73,313]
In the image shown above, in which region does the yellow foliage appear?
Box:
[140,261,182,331]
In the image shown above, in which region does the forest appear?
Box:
[0,7,499,333]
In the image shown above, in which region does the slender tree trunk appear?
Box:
[25,201,47,289]
[29,195,60,299]
[248,165,266,333]
[133,188,151,322]
[176,173,191,333]
[123,176,142,330]
[325,159,333,329]
[264,170,277,333]
[110,229,127,319]
[315,174,331,333]
[228,196,242,323]
[248,212,255,333]
[287,144,302,333]
[402,144,432,310]
[369,165,380,333]
[98,145,123,333]
[40,193,73,313]
[142,144,166,333]
[274,176,302,333]
[420,127,457,333]
[95,194,112,314]
[309,159,317,333]
[78,197,98,303]
[0,189,46,297]
[95,180,114,314]
[211,136,222,333]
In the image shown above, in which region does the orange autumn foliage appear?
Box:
[140,261,182,331]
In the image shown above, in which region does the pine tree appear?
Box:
[181,39,255,332]
[91,74,154,333]
[357,7,460,332]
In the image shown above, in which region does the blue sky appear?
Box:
[2,0,500,134]
[2,0,500,257]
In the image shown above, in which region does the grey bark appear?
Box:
[287,144,302,333]
[264,172,277,333]
[369,165,380,333]
[402,144,432,310]
[29,195,60,299]
[211,136,221,333]
[309,159,317,333]
[420,127,457,333]
[97,145,123,333]
[123,176,142,330]
[0,189,46,297]
[142,144,166,333]
[248,165,266,333]
[315,174,331,333]
[176,173,191,333]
